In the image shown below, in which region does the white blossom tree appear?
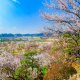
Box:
[42,0,80,31]
[42,0,80,57]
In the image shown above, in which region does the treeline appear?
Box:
[0,33,44,37]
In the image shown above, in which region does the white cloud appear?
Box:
[12,0,20,4]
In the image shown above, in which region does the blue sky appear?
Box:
[0,0,45,33]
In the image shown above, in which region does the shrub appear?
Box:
[43,63,77,80]
[13,50,41,80]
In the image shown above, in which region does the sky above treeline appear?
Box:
[0,0,46,33]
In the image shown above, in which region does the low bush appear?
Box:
[43,63,77,80]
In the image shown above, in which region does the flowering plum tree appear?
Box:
[42,0,80,57]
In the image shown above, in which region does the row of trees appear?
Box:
[0,33,44,37]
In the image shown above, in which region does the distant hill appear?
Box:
[0,33,44,38]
